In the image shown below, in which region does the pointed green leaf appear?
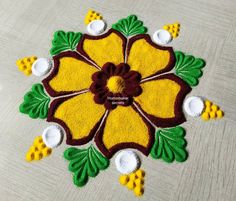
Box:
[64,147,88,160]
[87,148,99,177]
[112,15,147,37]
[73,166,89,187]
[162,138,174,162]
[91,146,109,170]
[19,84,50,119]
[50,30,82,56]
[63,145,109,187]
[150,126,188,163]
[174,51,206,86]
[69,155,87,172]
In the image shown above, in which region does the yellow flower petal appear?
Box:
[127,35,175,79]
[95,106,154,158]
[78,29,126,67]
[49,92,106,145]
[43,52,98,97]
[134,74,191,127]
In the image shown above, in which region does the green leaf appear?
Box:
[150,126,188,163]
[19,84,50,119]
[112,15,147,37]
[64,145,109,187]
[50,31,82,56]
[174,51,206,86]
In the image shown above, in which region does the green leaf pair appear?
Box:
[19,84,50,119]
[174,51,206,86]
[150,127,188,163]
[50,31,82,56]
[112,15,147,37]
[64,145,109,187]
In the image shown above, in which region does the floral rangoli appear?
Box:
[18,13,224,197]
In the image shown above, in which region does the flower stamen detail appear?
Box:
[107,76,125,93]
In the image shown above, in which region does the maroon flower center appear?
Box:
[90,62,142,110]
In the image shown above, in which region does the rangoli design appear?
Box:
[18,12,224,197]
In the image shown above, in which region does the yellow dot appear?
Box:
[26,63,32,69]
[119,175,129,185]
[134,178,144,186]
[30,56,37,62]
[26,151,34,161]
[169,28,174,33]
[16,60,21,66]
[34,151,43,160]
[163,25,169,30]
[210,111,216,118]
[202,112,210,120]
[107,76,125,93]
[174,23,179,28]
[85,19,90,25]
[129,173,137,181]
[135,169,145,178]
[216,110,224,118]
[30,145,38,152]
[42,147,52,157]
[18,65,26,71]
[173,27,179,32]
[88,10,93,15]
[34,136,43,145]
[24,69,32,76]
[134,186,144,196]
[174,23,180,27]
[172,32,179,38]
[23,58,28,63]
[205,100,212,107]
[211,104,218,111]
[126,180,135,190]
[205,107,211,113]
[37,143,46,150]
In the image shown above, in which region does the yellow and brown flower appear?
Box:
[42,29,191,158]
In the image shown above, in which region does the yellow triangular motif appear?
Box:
[119,169,145,197]
[201,100,224,121]
[84,9,103,25]
[163,23,180,38]
[16,56,37,76]
[25,136,52,162]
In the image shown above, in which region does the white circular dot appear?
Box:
[87,20,106,36]
[115,150,140,174]
[32,58,52,77]
[153,29,172,45]
[184,96,204,117]
[42,125,63,148]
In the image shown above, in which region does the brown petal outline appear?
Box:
[47,93,107,145]
[77,29,127,67]
[42,51,98,97]
[134,73,191,128]
[94,106,155,159]
[126,34,176,80]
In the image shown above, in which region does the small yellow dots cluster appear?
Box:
[201,100,224,121]
[163,23,180,38]
[84,9,103,25]
[16,56,37,76]
[119,169,145,197]
[25,136,52,162]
